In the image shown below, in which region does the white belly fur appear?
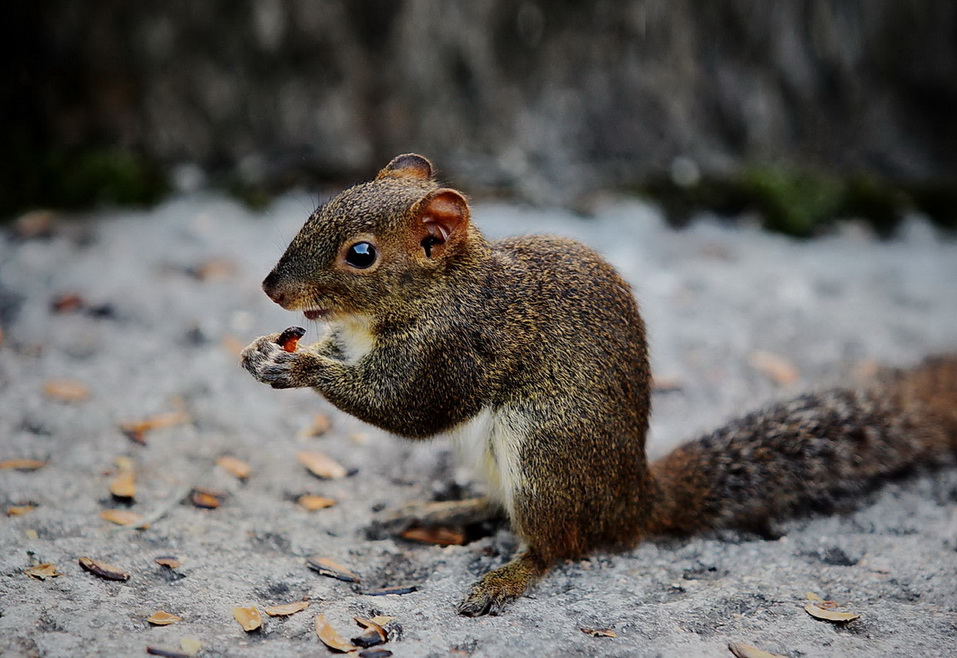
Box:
[331,315,374,363]
[447,407,527,519]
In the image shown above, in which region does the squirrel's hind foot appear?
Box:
[456,550,548,617]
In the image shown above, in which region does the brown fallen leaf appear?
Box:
[400,526,467,546]
[78,556,130,581]
[147,611,182,626]
[233,606,263,632]
[100,509,144,526]
[24,529,38,540]
[109,470,136,499]
[7,504,36,516]
[351,617,389,648]
[43,379,90,402]
[748,351,799,387]
[652,375,684,392]
[297,451,348,479]
[119,411,191,445]
[306,556,360,583]
[297,494,337,511]
[146,647,191,658]
[804,603,860,623]
[178,638,203,656]
[217,455,251,480]
[0,459,47,471]
[51,293,85,313]
[805,591,823,602]
[362,586,417,596]
[264,600,311,617]
[14,209,55,238]
[188,258,237,280]
[189,488,223,509]
[315,614,357,652]
[728,642,786,658]
[303,413,332,437]
[154,556,182,569]
[581,628,617,638]
[24,563,60,580]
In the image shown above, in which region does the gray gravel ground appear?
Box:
[1,194,956,657]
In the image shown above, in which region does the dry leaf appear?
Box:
[315,614,357,652]
[297,451,348,479]
[400,526,467,546]
[804,603,860,623]
[147,611,182,626]
[51,293,85,313]
[652,376,684,392]
[14,209,55,238]
[221,335,245,356]
[25,563,60,580]
[233,606,263,632]
[43,379,90,402]
[264,600,310,617]
[581,628,617,638]
[351,617,388,648]
[189,258,237,280]
[179,638,202,656]
[217,455,251,480]
[100,509,144,526]
[303,413,332,437]
[120,411,191,445]
[146,647,191,658]
[24,528,38,540]
[79,556,130,581]
[297,495,337,511]
[110,471,136,499]
[7,505,36,516]
[190,488,222,509]
[728,642,786,658]
[306,556,360,583]
[748,351,799,387]
[0,459,47,471]
[155,556,182,569]
[805,591,823,602]
[362,586,417,596]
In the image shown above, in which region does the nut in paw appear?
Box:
[241,335,299,389]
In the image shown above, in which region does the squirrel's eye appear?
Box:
[345,242,377,269]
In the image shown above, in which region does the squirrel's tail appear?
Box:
[649,355,957,536]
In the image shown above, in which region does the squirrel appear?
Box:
[241,154,957,616]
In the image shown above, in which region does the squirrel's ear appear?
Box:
[412,189,470,258]
[376,153,433,181]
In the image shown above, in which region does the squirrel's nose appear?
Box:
[262,271,286,305]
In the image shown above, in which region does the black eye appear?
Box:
[345,242,377,269]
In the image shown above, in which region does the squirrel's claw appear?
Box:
[240,334,300,389]
[456,550,547,617]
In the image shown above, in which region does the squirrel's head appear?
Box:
[263,153,483,321]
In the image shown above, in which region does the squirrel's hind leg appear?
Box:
[456,549,550,617]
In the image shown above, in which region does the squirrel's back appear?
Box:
[650,355,957,535]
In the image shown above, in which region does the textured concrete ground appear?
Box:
[1,194,956,657]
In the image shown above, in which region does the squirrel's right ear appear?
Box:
[411,188,470,260]
[376,153,434,181]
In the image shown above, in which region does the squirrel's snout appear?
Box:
[262,271,287,306]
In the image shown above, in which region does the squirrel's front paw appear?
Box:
[240,334,304,389]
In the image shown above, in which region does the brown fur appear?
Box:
[242,154,957,616]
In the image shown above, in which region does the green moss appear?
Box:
[740,168,844,237]
[1,149,168,219]
[638,166,957,238]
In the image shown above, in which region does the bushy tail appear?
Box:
[649,355,957,536]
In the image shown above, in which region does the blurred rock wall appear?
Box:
[6,0,957,202]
